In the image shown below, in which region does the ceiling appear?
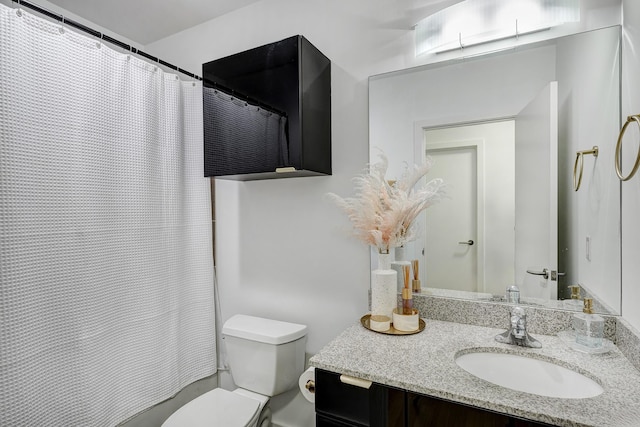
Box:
[44,0,264,45]
[43,0,457,46]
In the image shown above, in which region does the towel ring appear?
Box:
[573,146,598,191]
[615,114,640,181]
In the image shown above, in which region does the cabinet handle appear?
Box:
[340,374,372,389]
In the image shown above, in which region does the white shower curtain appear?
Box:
[0,4,216,426]
[203,86,289,175]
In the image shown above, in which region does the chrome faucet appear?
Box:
[495,305,542,348]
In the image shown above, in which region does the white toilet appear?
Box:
[162,314,308,427]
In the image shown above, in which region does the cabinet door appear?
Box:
[317,413,364,427]
[315,369,405,427]
[407,393,555,427]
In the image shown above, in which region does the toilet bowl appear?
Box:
[161,314,307,427]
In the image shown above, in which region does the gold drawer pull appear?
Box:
[339,374,372,389]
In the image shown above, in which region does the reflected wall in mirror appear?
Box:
[369,26,621,315]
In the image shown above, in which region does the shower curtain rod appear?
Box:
[12,0,288,117]
[12,0,202,81]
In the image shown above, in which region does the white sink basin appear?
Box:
[455,351,603,399]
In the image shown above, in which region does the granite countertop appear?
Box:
[309,319,640,427]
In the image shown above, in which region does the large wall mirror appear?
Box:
[369,25,621,315]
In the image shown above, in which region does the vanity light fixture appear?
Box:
[414,0,580,56]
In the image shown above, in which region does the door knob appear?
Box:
[526,268,549,280]
[525,268,563,281]
[458,240,474,246]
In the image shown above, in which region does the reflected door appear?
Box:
[515,81,558,300]
[423,143,479,293]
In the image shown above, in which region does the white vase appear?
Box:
[371,250,397,322]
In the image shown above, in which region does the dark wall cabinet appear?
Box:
[202,35,331,180]
[315,369,555,427]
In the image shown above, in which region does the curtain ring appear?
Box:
[573,146,598,191]
[615,114,640,181]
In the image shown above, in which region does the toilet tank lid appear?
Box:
[222,314,307,345]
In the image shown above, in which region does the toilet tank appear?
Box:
[222,314,307,396]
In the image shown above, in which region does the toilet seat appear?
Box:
[162,388,261,427]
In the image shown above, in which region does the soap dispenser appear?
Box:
[506,285,520,303]
[572,298,604,348]
[564,285,583,311]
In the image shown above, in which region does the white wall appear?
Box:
[556,27,621,312]
[146,0,383,356]
[145,3,631,424]
[145,0,626,356]
[146,3,410,424]
[621,0,640,332]
[144,2,632,427]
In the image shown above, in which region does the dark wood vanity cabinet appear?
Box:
[315,369,555,427]
[407,393,554,427]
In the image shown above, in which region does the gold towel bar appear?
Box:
[615,114,640,181]
[573,146,599,191]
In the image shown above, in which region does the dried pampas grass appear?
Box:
[327,151,446,253]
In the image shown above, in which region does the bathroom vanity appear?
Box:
[314,368,551,426]
[309,319,640,427]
